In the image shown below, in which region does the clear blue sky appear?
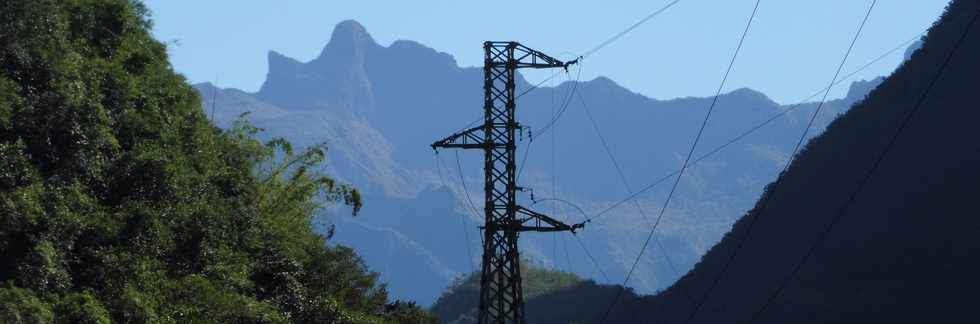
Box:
[145,0,950,104]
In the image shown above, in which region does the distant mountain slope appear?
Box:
[194,19,891,305]
[512,1,980,322]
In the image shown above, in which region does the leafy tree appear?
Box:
[0,284,54,324]
[0,0,432,322]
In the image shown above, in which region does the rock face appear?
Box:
[195,19,892,306]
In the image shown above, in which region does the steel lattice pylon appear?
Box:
[433,41,582,324]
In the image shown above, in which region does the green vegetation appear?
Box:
[431,263,584,323]
[0,0,432,322]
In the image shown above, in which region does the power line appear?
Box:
[516,132,534,181]
[436,152,484,269]
[513,25,922,300]
[748,5,980,323]
[517,71,562,99]
[584,29,925,224]
[435,154,476,273]
[452,151,483,222]
[562,232,574,273]
[517,0,682,99]
[502,29,924,313]
[453,59,570,131]
[531,197,611,282]
[578,90,680,279]
[432,1,924,314]
[516,66,580,275]
[685,1,879,322]
[600,1,763,322]
[517,65,580,181]
[451,74,551,137]
[582,0,684,59]
[576,235,611,283]
[497,0,686,176]
[459,0,684,139]
[524,19,924,231]
[455,66,568,132]
[535,63,583,138]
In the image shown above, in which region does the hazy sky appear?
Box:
[145,0,950,104]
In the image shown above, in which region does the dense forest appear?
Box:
[0,0,432,323]
[479,0,980,322]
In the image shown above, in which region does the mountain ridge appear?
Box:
[194,19,896,306]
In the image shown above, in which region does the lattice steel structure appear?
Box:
[432,42,582,324]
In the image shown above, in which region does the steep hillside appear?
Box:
[195,19,893,305]
[0,1,430,322]
[514,1,980,322]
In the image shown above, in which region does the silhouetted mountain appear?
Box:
[195,19,895,305]
[905,39,925,61]
[494,1,980,322]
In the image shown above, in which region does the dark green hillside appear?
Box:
[0,0,431,323]
[512,0,980,322]
[432,265,583,323]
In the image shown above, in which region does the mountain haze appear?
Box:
[196,19,893,305]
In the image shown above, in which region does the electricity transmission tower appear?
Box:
[432,42,582,324]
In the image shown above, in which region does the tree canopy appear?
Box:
[0,0,432,322]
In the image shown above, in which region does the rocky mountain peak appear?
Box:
[317,19,378,61]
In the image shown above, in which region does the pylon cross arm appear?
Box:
[515,206,584,233]
[509,42,575,70]
[432,125,485,150]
